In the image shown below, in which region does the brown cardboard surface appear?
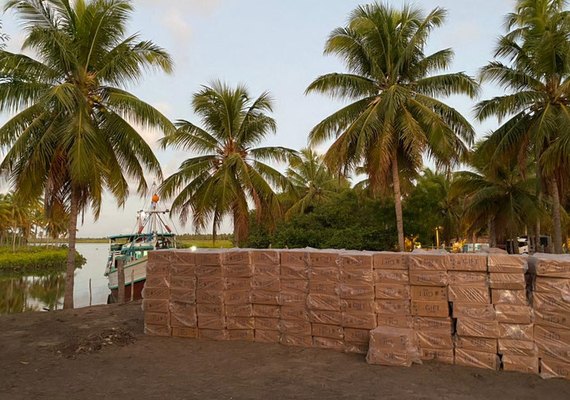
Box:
[502,355,539,374]
[196,314,226,330]
[410,286,448,302]
[227,329,255,341]
[252,304,280,318]
[280,334,312,347]
[309,251,340,268]
[308,310,342,325]
[452,303,496,321]
[456,318,499,338]
[494,304,533,324]
[307,293,341,311]
[309,265,340,282]
[222,264,253,278]
[448,286,491,304]
[224,277,253,291]
[339,283,375,300]
[372,252,408,270]
[455,336,497,353]
[339,251,373,269]
[375,284,410,300]
[224,290,251,305]
[250,289,280,305]
[533,292,570,313]
[530,255,570,278]
[342,312,377,330]
[411,301,450,318]
[408,254,449,271]
[221,250,250,265]
[448,272,488,286]
[498,339,538,357]
[226,317,255,330]
[375,299,411,315]
[253,263,280,277]
[225,304,253,317]
[373,269,409,284]
[142,287,170,300]
[366,349,416,367]
[249,249,280,266]
[254,329,280,343]
[368,326,418,352]
[534,325,570,348]
[170,264,196,277]
[142,299,169,314]
[144,324,171,337]
[341,269,374,285]
[146,261,170,276]
[537,342,570,363]
[488,254,526,273]
[146,275,170,288]
[196,289,224,305]
[413,317,453,333]
[198,329,228,341]
[416,331,453,349]
[144,312,169,326]
[454,348,499,370]
[195,265,222,278]
[169,251,196,265]
[533,310,570,330]
[409,270,448,287]
[344,342,369,354]
[491,289,528,305]
[448,254,487,272]
[280,306,310,322]
[253,317,280,331]
[278,320,312,335]
[539,356,570,380]
[280,264,309,280]
[170,287,197,304]
[311,323,344,339]
[489,273,526,290]
[313,336,344,351]
[309,281,339,295]
[499,323,534,341]
[169,304,197,328]
[344,328,370,343]
[172,326,198,338]
[341,299,375,314]
[148,251,172,264]
[279,250,308,267]
[195,251,222,266]
[197,277,224,291]
[420,348,454,364]
[377,314,414,329]
[534,277,570,294]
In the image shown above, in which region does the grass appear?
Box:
[0,246,86,275]
[178,239,233,249]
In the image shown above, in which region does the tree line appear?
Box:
[0,1,568,308]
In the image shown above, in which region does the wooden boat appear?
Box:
[105,194,176,303]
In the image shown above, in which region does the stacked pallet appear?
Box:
[449,254,499,370]
[530,254,570,380]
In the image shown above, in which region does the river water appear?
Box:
[0,243,110,314]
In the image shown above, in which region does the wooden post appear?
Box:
[117,260,125,304]
[130,269,135,302]
[89,278,92,306]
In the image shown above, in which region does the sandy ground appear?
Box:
[1,302,569,400]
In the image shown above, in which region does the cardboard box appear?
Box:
[196,289,224,305]
[249,249,280,266]
[280,334,312,347]
[197,277,224,291]
[225,304,253,317]
[533,292,570,313]
[308,310,342,325]
[280,306,309,322]
[198,329,228,341]
[280,290,307,306]
[408,254,449,271]
[448,254,487,272]
[148,250,172,264]
[195,265,222,278]
[499,323,534,341]
[340,269,374,285]
[170,287,197,304]
[195,251,221,266]
[494,304,532,324]
[309,251,340,268]
[311,323,344,339]
[226,317,255,330]
[281,279,308,293]
[366,349,417,367]
[448,272,488,286]
[534,325,570,348]
[533,310,570,330]
[221,250,250,265]
[455,336,497,353]
[375,300,411,315]
[196,314,226,330]
[498,339,538,357]
[537,342,570,363]
[372,252,408,270]
[374,269,409,284]
[250,289,280,306]
[224,290,251,305]
[144,324,171,337]
[169,251,196,265]
[144,312,169,326]
[456,318,499,338]
[172,327,198,338]
[416,331,453,349]
[502,355,539,374]
[366,327,420,367]
[533,277,570,294]
[228,329,254,341]
[448,286,490,304]
[341,299,375,314]
[253,263,280,277]
[344,328,370,343]
[280,264,309,280]
[254,317,280,331]
[342,312,376,330]
[146,275,171,288]
[529,255,570,278]
[489,273,526,290]
[454,348,499,370]
[146,260,170,276]
[170,264,196,277]
[142,299,169,314]
[254,329,280,343]
[344,342,369,354]
[409,270,448,287]
[410,286,447,302]
[375,284,410,300]
[279,320,312,335]
[224,277,252,291]
[169,303,197,328]
[420,348,454,364]
[252,304,280,318]
[491,289,528,305]
[452,303,496,321]
[313,336,344,351]
[377,314,414,329]
[488,254,526,273]
[339,284,375,300]
[539,356,570,380]
[309,281,339,295]
[222,264,253,278]
[142,287,169,300]
[411,301,449,318]
[339,251,373,269]
[307,293,341,311]
[413,317,453,333]
[309,266,340,282]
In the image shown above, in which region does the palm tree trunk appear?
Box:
[488,217,496,248]
[535,191,542,253]
[63,188,79,309]
[550,177,563,254]
[391,149,405,251]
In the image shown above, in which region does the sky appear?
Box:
[0,0,516,237]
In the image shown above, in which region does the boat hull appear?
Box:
[107,257,148,303]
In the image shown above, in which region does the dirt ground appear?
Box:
[1,303,569,400]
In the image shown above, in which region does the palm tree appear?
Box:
[306,3,478,251]
[284,148,348,217]
[0,0,174,308]
[160,81,296,246]
[476,0,570,253]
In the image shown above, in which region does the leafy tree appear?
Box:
[0,0,174,308]
[476,0,570,253]
[160,81,297,246]
[306,3,478,251]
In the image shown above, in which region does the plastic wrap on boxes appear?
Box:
[224,277,252,291]
[196,289,224,305]
[488,254,527,273]
[195,265,222,278]
[341,299,375,313]
[226,317,255,330]
[533,292,570,313]
[413,317,453,333]
[170,287,197,304]
[146,261,170,276]
[195,251,222,266]
[308,310,342,325]
[420,348,454,364]
[375,284,410,300]
[313,336,344,351]
[491,289,528,305]
[489,273,526,290]
[198,329,228,341]
[410,286,447,302]
[225,304,253,317]
[498,339,538,356]
[533,310,570,330]
[249,249,280,266]
[452,303,496,321]
[169,302,197,328]
[278,320,312,335]
[409,270,448,287]
[197,277,224,291]
[344,328,370,343]
[228,329,254,341]
[222,263,253,278]
[307,293,341,311]
[280,334,312,347]
[375,300,411,315]
[309,281,339,295]
[169,275,196,291]
[456,318,499,338]
[142,299,169,314]
[339,251,373,269]
[144,312,169,326]
[254,317,280,331]
[448,254,487,272]
[416,331,453,349]
[538,342,570,363]
[534,325,570,349]
[454,348,499,370]
[448,272,487,286]
[224,290,251,305]
[455,336,497,353]
[142,286,169,300]
[253,304,280,318]
[197,314,226,330]
[539,356,570,380]
[366,327,420,367]
[148,250,172,264]
[494,304,533,324]
[372,252,408,270]
[534,277,570,296]
[281,306,309,322]
[311,323,344,339]
[340,267,373,285]
[448,286,490,304]
[499,323,533,341]
[411,301,449,318]
[146,274,171,288]
[280,290,307,306]
[339,283,375,300]
[172,327,198,338]
[169,251,196,265]
[344,342,369,354]
[309,266,340,282]
[144,324,171,337]
[254,329,280,343]
[170,264,196,277]
[221,249,250,265]
[309,251,340,268]
[502,355,539,374]
[250,289,280,305]
[342,312,376,330]
[529,254,570,278]
[374,269,409,284]
[280,264,309,280]
[281,279,308,293]
[409,254,449,271]
[377,314,414,329]
[253,263,280,277]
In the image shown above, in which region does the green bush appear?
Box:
[0,246,86,275]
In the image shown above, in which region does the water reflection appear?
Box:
[0,273,65,314]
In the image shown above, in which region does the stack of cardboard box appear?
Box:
[222,249,254,341]
[373,253,412,328]
[195,251,227,340]
[488,254,536,373]
[142,250,173,337]
[530,254,570,380]
[280,249,312,347]
[169,251,197,338]
[449,254,499,370]
[250,249,281,343]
